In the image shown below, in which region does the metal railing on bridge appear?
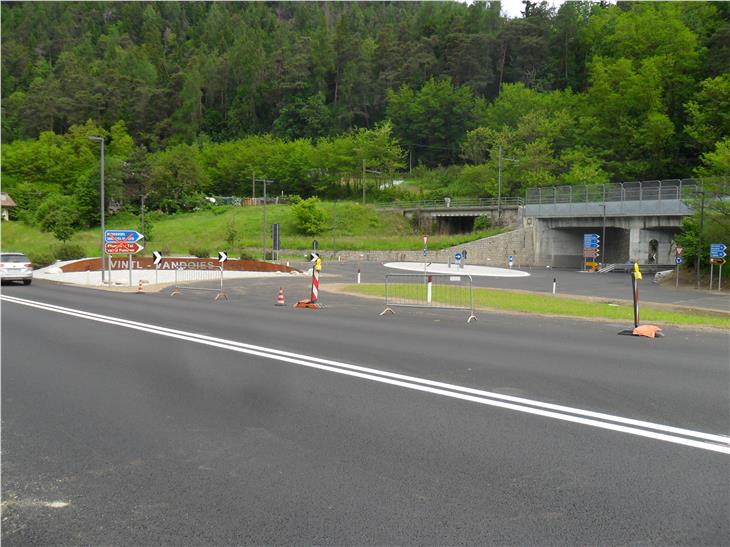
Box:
[524,179,705,205]
[375,197,524,210]
[380,273,477,323]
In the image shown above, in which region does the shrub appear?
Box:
[292,197,326,235]
[54,243,86,261]
[473,216,491,231]
[28,251,55,268]
[189,247,210,258]
[238,249,256,260]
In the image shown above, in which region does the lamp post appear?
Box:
[601,202,607,266]
[253,175,274,260]
[87,136,105,283]
[497,145,517,225]
[696,189,706,289]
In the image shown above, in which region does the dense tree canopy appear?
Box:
[1,1,728,223]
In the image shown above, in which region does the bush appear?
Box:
[189,247,210,258]
[238,249,256,260]
[292,197,326,235]
[54,243,86,261]
[473,216,491,231]
[28,251,55,268]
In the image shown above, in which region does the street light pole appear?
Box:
[696,189,706,289]
[602,201,607,266]
[263,180,267,261]
[497,145,502,223]
[362,159,366,205]
[87,136,105,283]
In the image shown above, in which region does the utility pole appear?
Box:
[362,159,366,205]
[696,189,706,289]
[497,145,502,224]
[333,200,337,257]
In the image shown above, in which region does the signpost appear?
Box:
[583,233,600,271]
[152,251,163,284]
[710,243,726,290]
[104,230,144,286]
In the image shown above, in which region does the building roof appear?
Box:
[0,193,16,207]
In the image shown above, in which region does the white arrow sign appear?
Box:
[218,251,228,263]
[153,251,163,266]
[309,252,320,262]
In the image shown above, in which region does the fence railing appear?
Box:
[524,179,713,205]
[170,267,227,300]
[376,197,524,210]
[380,273,476,323]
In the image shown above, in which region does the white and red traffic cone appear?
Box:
[136,280,145,294]
[276,287,286,306]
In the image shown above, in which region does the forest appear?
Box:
[1,1,728,241]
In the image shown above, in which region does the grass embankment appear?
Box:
[343,284,730,329]
[1,202,506,264]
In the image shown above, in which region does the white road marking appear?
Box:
[3,295,729,454]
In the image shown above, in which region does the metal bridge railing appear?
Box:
[376,197,524,210]
[523,178,716,205]
[380,273,477,323]
[170,267,227,300]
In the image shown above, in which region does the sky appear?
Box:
[498,0,566,18]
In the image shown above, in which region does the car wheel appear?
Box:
[23,279,32,285]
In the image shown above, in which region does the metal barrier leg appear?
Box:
[379,307,395,316]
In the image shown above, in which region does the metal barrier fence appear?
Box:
[170,267,227,300]
[380,273,476,323]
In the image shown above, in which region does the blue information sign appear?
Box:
[105,230,143,243]
[710,243,727,258]
[455,252,462,261]
[676,257,683,265]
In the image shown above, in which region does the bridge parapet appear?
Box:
[525,179,701,218]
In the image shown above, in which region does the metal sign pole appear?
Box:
[675,261,679,288]
[108,254,112,287]
[719,263,723,291]
[128,253,132,287]
[156,263,159,285]
[710,262,714,290]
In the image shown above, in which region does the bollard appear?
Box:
[357,268,361,284]
[552,277,556,295]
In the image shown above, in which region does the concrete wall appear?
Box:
[320,227,534,267]
[528,215,683,266]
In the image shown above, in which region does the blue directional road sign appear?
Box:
[583,233,600,248]
[710,243,727,258]
[455,252,462,261]
[508,255,513,263]
[676,257,683,265]
[105,230,143,243]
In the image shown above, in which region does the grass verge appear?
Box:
[341,284,730,329]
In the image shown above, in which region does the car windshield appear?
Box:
[1,254,29,263]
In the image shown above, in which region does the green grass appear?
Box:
[1,201,507,263]
[343,284,730,329]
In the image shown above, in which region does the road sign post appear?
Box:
[153,251,163,284]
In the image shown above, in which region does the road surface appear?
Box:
[2,280,728,545]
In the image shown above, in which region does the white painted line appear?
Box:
[3,295,729,454]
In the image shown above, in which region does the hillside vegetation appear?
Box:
[1,202,506,266]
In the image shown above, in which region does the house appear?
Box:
[1,192,16,221]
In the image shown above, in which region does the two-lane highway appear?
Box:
[2,281,728,544]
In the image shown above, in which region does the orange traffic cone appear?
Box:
[136,280,145,294]
[276,287,286,306]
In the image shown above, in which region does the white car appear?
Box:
[0,252,33,285]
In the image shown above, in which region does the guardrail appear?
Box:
[170,267,227,300]
[380,273,476,323]
[375,197,524,209]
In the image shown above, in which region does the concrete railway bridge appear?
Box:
[376,180,706,268]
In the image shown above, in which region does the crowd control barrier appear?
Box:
[380,273,476,323]
[170,267,227,300]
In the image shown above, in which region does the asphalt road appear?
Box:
[316,261,730,311]
[2,280,728,545]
